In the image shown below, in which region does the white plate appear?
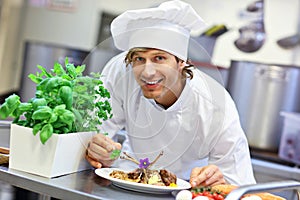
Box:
[95,168,191,194]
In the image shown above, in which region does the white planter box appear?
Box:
[9,124,95,178]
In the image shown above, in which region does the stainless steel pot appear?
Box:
[227,61,300,152]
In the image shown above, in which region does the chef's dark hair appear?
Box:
[125,47,194,79]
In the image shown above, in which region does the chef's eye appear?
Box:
[155,56,164,61]
[133,57,145,63]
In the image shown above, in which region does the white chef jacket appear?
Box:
[99,52,256,185]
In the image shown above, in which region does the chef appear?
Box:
[86,0,256,187]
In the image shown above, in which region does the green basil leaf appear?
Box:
[58,86,73,110]
[40,124,53,144]
[33,123,44,136]
[32,106,52,120]
[0,94,21,119]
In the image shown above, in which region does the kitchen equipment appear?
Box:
[225,180,300,200]
[201,24,228,37]
[234,0,265,53]
[0,122,10,165]
[234,20,266,53]
[227,61,300,152]
[0,120,10,148]
[278,112,300,165]
[246,0,264,12]
[277,0,300,49]
[277,34,300,49]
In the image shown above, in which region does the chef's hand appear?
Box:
[190,165,226,187]
[86,133,122,168]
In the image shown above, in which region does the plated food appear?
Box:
[95,151,191,194]
[95,168,191,194]
[109,151,177,187]
[110,168,177,186]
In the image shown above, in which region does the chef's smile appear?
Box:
[141,78,163,89]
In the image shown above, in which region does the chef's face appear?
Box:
[131,49,186,106]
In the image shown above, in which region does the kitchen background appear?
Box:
[1,0,300,199]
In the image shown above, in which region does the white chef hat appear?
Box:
[110,0,207,61]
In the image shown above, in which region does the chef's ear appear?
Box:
[181,61,188,73]
[175,57,186,69]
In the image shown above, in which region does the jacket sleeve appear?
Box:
[208,90,257,185]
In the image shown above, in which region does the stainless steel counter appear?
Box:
[1,159,300,200]
[252,158,300,199]
[252,158,300,182]
[0,165,175,200]
[1,121,299,200]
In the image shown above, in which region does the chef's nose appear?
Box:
[143,60,156,77]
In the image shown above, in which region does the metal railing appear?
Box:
[225,180,300,200]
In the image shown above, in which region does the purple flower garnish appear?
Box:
[139,158,150,169]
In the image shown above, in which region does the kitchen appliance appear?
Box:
[227,60,300,152]
[278,112,300,165]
